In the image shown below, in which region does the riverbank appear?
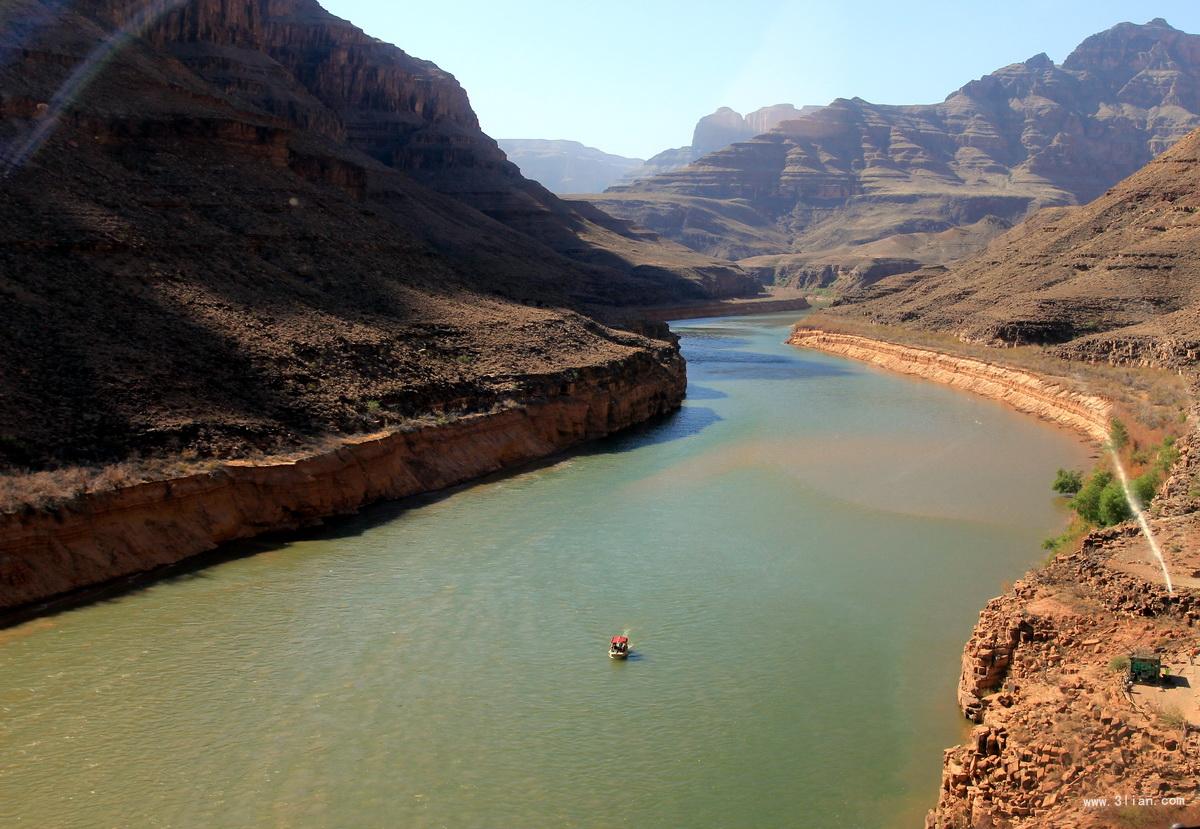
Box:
[0,349,685,621]
[0,312,1094,829]
[789,324,1200,828]
[787,329,1112,444]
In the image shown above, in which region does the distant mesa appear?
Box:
[615,103,813,185]
[499,103,811,196]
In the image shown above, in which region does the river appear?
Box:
[0,312,1091,828]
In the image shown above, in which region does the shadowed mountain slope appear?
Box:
[0,0,754,470]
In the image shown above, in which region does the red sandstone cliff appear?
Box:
[0,350,684,615]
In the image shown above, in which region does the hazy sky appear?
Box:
[322,1,1200,159]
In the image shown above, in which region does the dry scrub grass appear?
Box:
[0,458,220,516]
[0,406,511,515]
[0,436,362,515]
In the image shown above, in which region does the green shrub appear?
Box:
[1052,468,1084,494]
[1155,436,1179,472]
[1098,481,1133,526]
[1131,472,1159,508]
[1108,655,1130,673]
[1071,469,1113,524]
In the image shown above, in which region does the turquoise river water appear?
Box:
[0,313,1092,828]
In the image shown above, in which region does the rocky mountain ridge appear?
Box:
[579,19,1200,291]
[496,139,643,194]
[830,125,1200,366]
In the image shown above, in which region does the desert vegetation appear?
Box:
[1043,428,1181,554]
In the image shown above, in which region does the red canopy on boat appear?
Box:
[611,636,628,644]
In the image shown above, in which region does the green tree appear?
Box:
[1155,436,1179,473]
[1098,481,1133,526]
[1052,468,1084,495]
[1071,469,1112,524]
[1131,471,1159,509]
[1109,418,1129,450]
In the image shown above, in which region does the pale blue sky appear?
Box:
[322,1,1200,159]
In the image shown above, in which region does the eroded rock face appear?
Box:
[831,124,1200,365]
[929,543,1200,829]
[592,20,1200,283]
[926,423,1200,829]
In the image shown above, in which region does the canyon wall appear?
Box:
[0,350,684,617]
[786,330,1111,443]
[587,19,1200,289]
[832,127,1200,361]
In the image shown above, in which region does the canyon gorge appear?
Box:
[2,3,1200,829]
[578,19,1200,297]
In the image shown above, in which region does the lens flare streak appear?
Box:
[1107,445,1174,595]
[0,0,189,179]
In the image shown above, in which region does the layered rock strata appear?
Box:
[832,126,1200,363]
[586,20,1200,287]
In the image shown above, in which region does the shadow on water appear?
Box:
[611,651,646,663]
[678,333,753,350]
[683,385,728,401]
[593,405,722,453]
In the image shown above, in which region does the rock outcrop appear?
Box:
[929,532,1200,828]
[583,19,1200,290]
